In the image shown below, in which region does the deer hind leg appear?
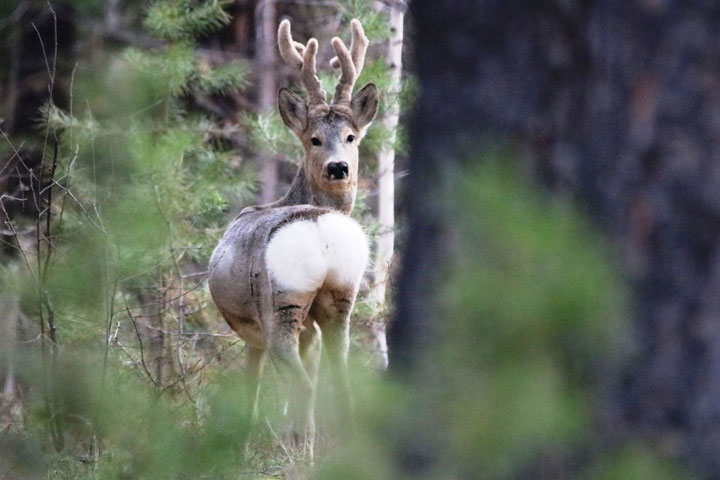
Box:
[266,292,317,460]
[311,288,357,433]
[242,345,266,460]
[299,317,321,458]
[245,345,266,425]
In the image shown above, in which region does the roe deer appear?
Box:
[208,18,378,458]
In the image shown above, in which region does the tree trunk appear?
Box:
[391,0,720,477]
[255,0,278,204]
[389,0,488,374]
[368,0,405,369]
[388,1,491,473]
[104,0,120,32]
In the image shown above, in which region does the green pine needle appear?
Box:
[192,61,251,95]
[145,0,233,41]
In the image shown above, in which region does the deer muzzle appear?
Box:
[326,161,349,180]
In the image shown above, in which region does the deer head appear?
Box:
[277,19,379,210]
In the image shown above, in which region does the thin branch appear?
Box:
[125,298,159,387]
[32,21,53,81]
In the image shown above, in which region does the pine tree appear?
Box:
[1,1,409,476]
[2,1,260,475]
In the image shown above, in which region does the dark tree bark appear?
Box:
[389,0,488,374]
[388,1,494,473]
[391,0,720,477]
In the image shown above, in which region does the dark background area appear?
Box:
[3,1,720,478]
[392,0,720,478]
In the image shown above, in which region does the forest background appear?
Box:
[1,1,719,479]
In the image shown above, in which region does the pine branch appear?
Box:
[145,0,233,41]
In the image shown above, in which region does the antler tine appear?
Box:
[292,40,305,56]
[278,20,303,70]
[330,19,369,106]
[329,20,368,73]
[301,39,327,105]
[331,37,356,106]
[278,19,327,106]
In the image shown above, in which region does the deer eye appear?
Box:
[311,137,322,146]
[346,134,355,143]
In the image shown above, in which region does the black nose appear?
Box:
[327,162,349,180]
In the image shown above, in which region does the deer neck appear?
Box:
[278,164,356,214]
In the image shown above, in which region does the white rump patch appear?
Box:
[317,213,369,288]
[265,213,368,292]
[266,220,327,292]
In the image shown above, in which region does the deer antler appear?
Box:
[329,19,369,107]
[278,19,369,108]
[278,19,327,106]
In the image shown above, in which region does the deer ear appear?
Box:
[278,88,308,135]
[351,83,379,133]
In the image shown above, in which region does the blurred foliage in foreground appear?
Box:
[316,159,689,480]
[0,0,694,478]
[1,153,691,478]
[1,0,398,477]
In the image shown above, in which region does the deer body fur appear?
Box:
[209,206,368,350]
[208,18,378,459]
